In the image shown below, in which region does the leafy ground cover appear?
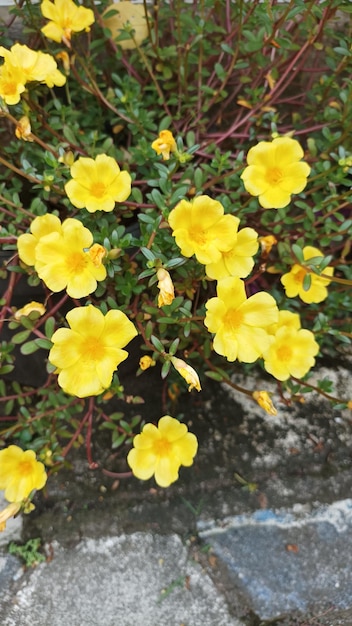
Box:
[0,0,351,527]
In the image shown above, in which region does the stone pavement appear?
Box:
[0,365,352,625]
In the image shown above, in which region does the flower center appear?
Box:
[153,437,172,457]
[189,227,207,246]
[224,308,243,331]
[266,167,283,185]
[18,460,34,476]
[82,337,105,361]
[66,251,89,274]
[4,80,18,96]
[90,181,107,199]
[294,268,307,284]
[277,345,292,362]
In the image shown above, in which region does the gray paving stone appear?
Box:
[198,499,352,620]
[0,533,244,626]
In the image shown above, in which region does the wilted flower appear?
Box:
[281,246,334,304]
[205,226,259,280]
[88,243,107,267]
[49,305,138,397]
[253,390,277,416]
[41,0,95,44]
[259,234,277,256]
[170,357,201,392]
[168,195,238,265]
[263,326,319,381]
[204,276,278,362]
[241,137,311,209]
[64,154,132,213]
[56,50,71,73]
[157,268,175,307]
[14,301,46,320]
[0,502,22,532]
[139,355,156,370]
[0,445,47,503]
[127,415,198,487]
[15,116,33,142]
[34,218,107,299]
[151,130,177,160]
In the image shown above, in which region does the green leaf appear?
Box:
[150,335,164,352]
[45,317,55,339]
[35,338,52,350]
[11,330,31,344]
[161,360,171,379]
[20,341,40,355]
[151,189,165,209]
[168,338,179,355]
[302,273,312,291]
[291,244,304,262]
[140,247,156,262]
[204,370,224,381]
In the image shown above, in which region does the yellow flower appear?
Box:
[204,276,278,362]
[151,130,177,160]
[49,305,138,397]
[0,64,26,105]
[241,137,311,209]
[14,301,46,320]
[34,218,107,298]
[168,195,238,265]
[0,502,22,532]
[170,357,201,392]
[64,154,131,213]
[0,44,66,88]
[139,355,156,370]
[41,0,95,44]
[127,415,198,487]
[263,326,319,381]
[17,214,63,266]
[15,116,33,142]
[267,309,301,336]
[281,246,334,304]
[157,268,175,307]
[205,226,259,280]
[253,391,277,416]
[0,446,47,503]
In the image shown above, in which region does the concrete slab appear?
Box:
[0,533,244,626]
[198,499,352,621]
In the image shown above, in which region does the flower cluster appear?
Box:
[17,215,107,298]
[2,0,348,504]
[0,43,66,105]
[0,446,47,532]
